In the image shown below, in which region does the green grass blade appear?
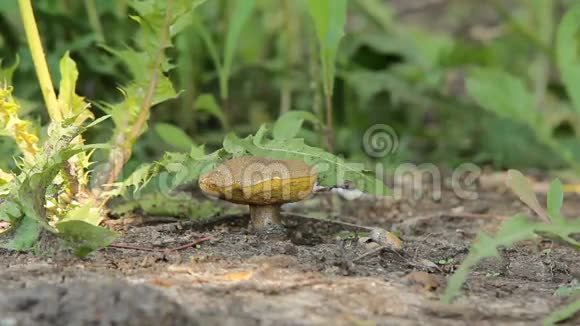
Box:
[547,178,564,223]
[442,215,538,303]
[306,0,347,93]
[556,5,580,114]
[222,0,256,99]
[544,299,580,325]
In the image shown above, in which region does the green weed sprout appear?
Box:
[442,170,580,325]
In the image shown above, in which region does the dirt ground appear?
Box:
[3,1,579,325]
[1,179,579,325]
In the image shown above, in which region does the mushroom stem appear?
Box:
[249,205,282,231]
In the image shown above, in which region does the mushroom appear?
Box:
[198,156,317,232]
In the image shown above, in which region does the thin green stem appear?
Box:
[83,0,105,44]
[219,72,228,101]
[491,0,554,62]
[320,52,335,151]
[115,0,129,18]
[95,0,174,195]
[18,0,61,121]
[19,0,91,201]
[308,31,324,144]
[323,83,334,152]
[192,16,230,130]
[530,0,553,107]
[279,0,296,116]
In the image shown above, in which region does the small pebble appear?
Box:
[369,228,403,250]
[358,237,382,250]
[417,258,443,273]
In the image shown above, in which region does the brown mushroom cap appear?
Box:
[199,156,317,205]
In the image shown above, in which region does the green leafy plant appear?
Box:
[554,281,580,297]
[463,3,580,171]
[4,0,580,172]
[110,192,222,220]
[0,115,113,256]
[0,78,38,174]
[556,5,580,114]
[193,0,256,127]
[485,271,500,278]
[273,110,323,140]
[194,94,229,130]
[155,122,195,151]
[442,170,580,324]
[438,257,454,265]
[1,0,114,255]
[224,124,389,195]
[0,0,206,256]
[111,110,390,199]
[465,68,580,171]
[93,0,203,194]
[306,0,347,150]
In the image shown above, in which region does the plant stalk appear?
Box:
[83,0,105,44]
[19,0,90,200]
[308,31,325,148]
[94,0,173,196]
[323,84,334,152]
[18,0,61,121]
[279,0,298,116]
[530,0,553,107]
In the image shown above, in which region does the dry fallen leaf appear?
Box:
[0,221,10,233]
[150,278,174,287]
[215,271,253,281]
[404,271,440,291]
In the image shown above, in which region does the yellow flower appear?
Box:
[0,84,39,164]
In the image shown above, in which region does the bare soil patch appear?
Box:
[1,188,579,325]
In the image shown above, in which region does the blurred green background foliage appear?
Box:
[2,0,580,174]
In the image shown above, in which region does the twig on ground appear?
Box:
[108,243,156,252]
[445,212,508,220]
[108,236,212,252]
[352,246,386,263]
[352,245,406,264]
[169,236,212,251]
